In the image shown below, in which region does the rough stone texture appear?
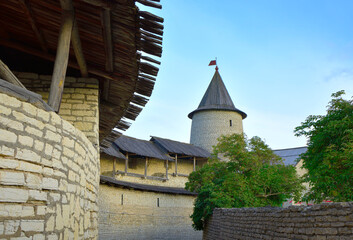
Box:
[190,110,243,154]
[203,203,353,240]
[0,92,99,239]
[16,73,99,146]
[98,184,202,240]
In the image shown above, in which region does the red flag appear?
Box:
[208,60,217,66]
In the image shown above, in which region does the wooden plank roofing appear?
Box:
[150,136,211,158]
[113,135,173,161]
[0,0,164,145]
[100,175,197,196]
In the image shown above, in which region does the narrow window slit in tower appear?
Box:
[157,198,160,207]
[121,194,124,205]
[230,120,232,126]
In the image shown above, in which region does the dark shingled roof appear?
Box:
[188,70,247,119]
[150,136,210,158]
[273,146,307,166]
[113,135,173,161]
[100,175,197,196]
[101,144,126,160]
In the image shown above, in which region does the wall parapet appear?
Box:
[203,202,353,240]
[0,91,99,239]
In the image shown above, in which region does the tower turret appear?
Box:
[188,69,246,153]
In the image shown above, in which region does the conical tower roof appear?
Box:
[188,70,247,119]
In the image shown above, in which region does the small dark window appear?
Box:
[121,194,124,205]
[157,198,160,207]
[230,120,232,127]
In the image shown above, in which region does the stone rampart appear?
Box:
[0,92,99,239]
[203,203,353,240]
[98,184,202,240]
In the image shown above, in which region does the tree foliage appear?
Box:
[295,90,353,203]
[185,134,303,230]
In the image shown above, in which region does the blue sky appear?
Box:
[127,0,353,149]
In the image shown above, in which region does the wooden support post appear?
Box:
[175,154,178,176]
[165,160,168,180]
[48,10,74,112]
[193,157,196,172]
[113,158,116,177]
[60,0,88,78]
[144,157,148,178]
[0,60,26,89]
[125,153,128,174]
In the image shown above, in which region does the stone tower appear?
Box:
[188,68,247,153]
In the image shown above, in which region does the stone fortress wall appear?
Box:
[190,110,243,153]
[203,203,353,240]
[0,74,100,239]
[98,184,202,240]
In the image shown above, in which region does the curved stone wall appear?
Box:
[0,93,99,239]
[190,110,243,153]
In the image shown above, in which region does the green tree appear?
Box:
[185,134,303,230]
[294,90,353,203]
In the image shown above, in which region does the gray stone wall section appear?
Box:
[190,110,243,153]
[203,203,353,240]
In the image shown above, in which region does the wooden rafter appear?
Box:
[19,0,48,52]
[101,8,113,101]
[0,39,116,81]
[0,59,26,89]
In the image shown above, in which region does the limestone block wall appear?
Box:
[203,203,353,240]
[190,110,243,153]
[15,72,99,146]
[98,184,202,240]
[0,93,99,239]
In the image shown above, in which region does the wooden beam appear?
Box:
[19,0,48,52]
[101,8,114,101]
[61,0,88,77]
[0,60,26,89]
[165,160,168,180]
[48,10,74,112]
[144,157,148,178]
[175,154,178,176]
[125,153,128,174]
[0,39,116,81]
[193,157,196,172]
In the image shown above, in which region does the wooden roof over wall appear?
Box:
[0,0,163,145]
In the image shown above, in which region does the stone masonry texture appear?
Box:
[98,184,202,240]
[203,203,353,240]
[0,92,99,239]
[190,110,243,153]
[15,72,99,146]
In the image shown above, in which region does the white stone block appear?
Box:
[0,104,11,116]
[26,126,43,138]
[0,117,24,131]
[0,158,19,169]
[0,171,25,185]
[21,220,44,232]
[18,135,34,147]
[33,233,45,240]
[0,94,21,108]
[15,148,40,163]
[29,190,47,201]
[42,178,58,190]
[0,145,15,157]
[17,161,42,174]
[25,173,42,189]
[45,130,62,143]
[36,205,46,216]
[0,129,17,143]
[0,188,28,202]
[4,220,20,234]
